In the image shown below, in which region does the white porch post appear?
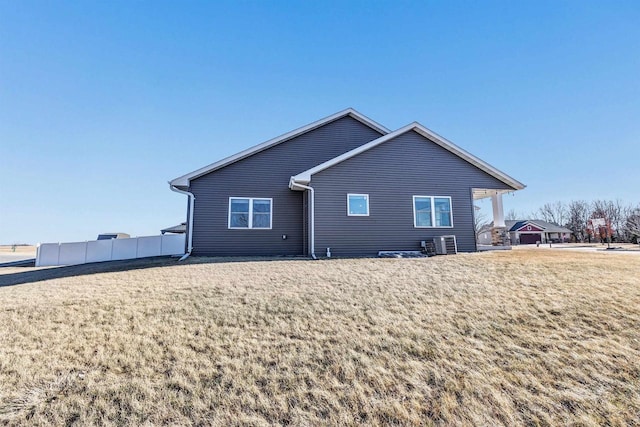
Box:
[491,193,505,228]
[491,193,507,245]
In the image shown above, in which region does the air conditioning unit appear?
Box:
[434,235,457,255]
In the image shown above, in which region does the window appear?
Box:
[228,197,272,229]
[413,196,432,227]
[434,197,452,227]
[413,196,453,228]
[347,194,369,216]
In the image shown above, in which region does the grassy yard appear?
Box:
[0,250,639,426]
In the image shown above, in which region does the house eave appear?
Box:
[289,174,311,189]
[410,123,526,191]
[472,188,516,200]
[289,175,310,190]
[169,108,390,187]
[291,122,526,191]
[169,180,189,189]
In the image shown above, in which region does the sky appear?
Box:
[1,0,639,244]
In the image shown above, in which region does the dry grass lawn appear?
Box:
[0,245,36,254]
[0,250,639,426]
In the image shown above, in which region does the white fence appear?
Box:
[35,234,186,267]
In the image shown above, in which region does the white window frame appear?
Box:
[412,196,454,228]
[347,193,370,217]
[228,197,273,230]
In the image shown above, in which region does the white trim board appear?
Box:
[170,108,390,188]
[291,122,526,191]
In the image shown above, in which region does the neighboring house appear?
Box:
[478,220,573,245]
[508,220,573,244]
[169,109,525,257]
[161,222,186,235]
[96,233,130,240]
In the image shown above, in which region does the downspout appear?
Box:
[289,179,316,259]
[169,184,195,261]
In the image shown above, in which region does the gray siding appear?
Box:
[311,130,515,256]
[189,116,384,256]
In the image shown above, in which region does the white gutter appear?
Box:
[169,184,195,260]
[289,178,316,259]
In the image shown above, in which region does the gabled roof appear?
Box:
[290,122,526,191]
[507,220,529,231]
[169,108,390,188]
[506,220,573,233]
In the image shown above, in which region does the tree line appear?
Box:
[505,200,640,243]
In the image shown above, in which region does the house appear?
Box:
[508,220,573,244]
[478,220,573,245]
[96,233,130,240]
[160,222,186,235]
[169,109,525,257]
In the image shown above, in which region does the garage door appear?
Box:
[519,233,541,244]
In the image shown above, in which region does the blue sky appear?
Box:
[1,1,638,244]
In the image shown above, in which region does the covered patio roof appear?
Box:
[472,188,517,200]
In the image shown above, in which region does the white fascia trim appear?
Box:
[291,122,526,191]
[169,108,391,187]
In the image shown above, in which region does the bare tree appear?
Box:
[537,201,568,226]
[505,209,520,221]
[474,208,489,239]
[624,206,640,242]
[592,199,607,218]
[566,200,591,242]
[611,199,628,240]
[528,199,638,243]
[592,199,625,241]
